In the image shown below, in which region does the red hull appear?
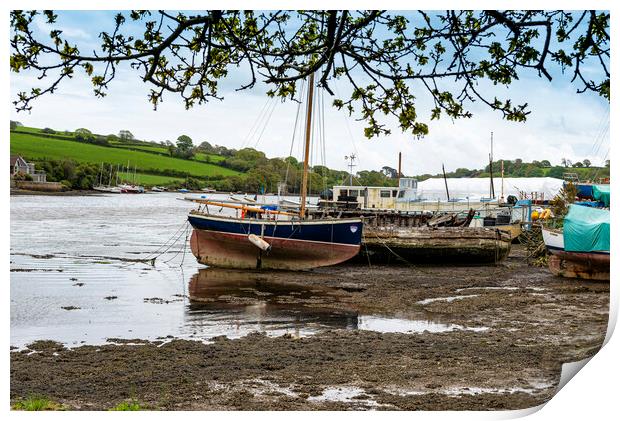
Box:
[190,229,360,270]
[548,250,610,281]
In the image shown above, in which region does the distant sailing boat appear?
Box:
[118,161,144,193]
[187,73,363,270]
[93,163,122,193]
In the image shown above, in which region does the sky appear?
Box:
[9,10,611,176]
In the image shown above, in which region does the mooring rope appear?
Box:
[361,230,372,268]
[367,229,433,274]
[118,220,190,269]
[161,223,191,265]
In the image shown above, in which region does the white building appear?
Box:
[415,177,564,202]
[10,155,47,182]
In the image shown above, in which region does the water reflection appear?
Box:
[183,269,360,338]
[183,268,490,339]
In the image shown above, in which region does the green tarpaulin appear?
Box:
[593,184,610,207]
[564,204,610,252]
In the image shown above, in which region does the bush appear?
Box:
[110,400,142,411]
[41,127,57,134]
[13,172,33,181]
[12,396,65,411]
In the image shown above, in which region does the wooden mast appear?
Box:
[442,163,450,201]
[299,72,315,218]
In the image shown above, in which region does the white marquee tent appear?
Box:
[415,177,565,201]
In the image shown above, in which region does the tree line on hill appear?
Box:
[11,121,609,192]
[414,158,610,182]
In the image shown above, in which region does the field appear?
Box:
[111,143,226,163]
[116,172,185,186]
[10,131,240,178]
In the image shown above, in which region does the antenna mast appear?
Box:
[344,153,357,186]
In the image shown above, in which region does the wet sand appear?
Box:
[10,245,609,410]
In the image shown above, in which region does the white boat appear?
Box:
[93,185,122,193]
[119,183,144,194]
[541,227,564,251]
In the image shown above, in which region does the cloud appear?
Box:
[35,19,92,40]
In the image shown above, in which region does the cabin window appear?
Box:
[392,190,398,197]
[380,190,391,198]
[397,190,405,198]
[349,189,359,197]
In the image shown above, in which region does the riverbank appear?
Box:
[10,188,103,196]
[10,245,609,410]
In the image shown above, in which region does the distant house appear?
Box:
[10,155,46,182]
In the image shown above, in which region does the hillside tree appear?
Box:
[174,134,195,158]
[10,10,610,139]
[118,129,134,140]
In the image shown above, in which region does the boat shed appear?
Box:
[415,177,565,202]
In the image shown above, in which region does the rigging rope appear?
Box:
[284,80,306,190]
[252,98,279,149]
[241,96,273,149]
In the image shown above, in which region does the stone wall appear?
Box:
[13,181,65,192]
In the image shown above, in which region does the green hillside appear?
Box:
[10,131,240,179]
[117,172,185,186]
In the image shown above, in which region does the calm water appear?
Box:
[11,193,482,349]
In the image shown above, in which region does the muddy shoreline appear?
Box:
[11,245,609,410]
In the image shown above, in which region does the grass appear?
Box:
[12,396,65,411]
[10,131,241,178]
[117,172,184,186]
[195,152,226,163]
[110,400,143,411]
[112,143,171,154]
[112,143,227,163]
[16,126,228,164]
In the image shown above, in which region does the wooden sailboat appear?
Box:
[187,73,363,270]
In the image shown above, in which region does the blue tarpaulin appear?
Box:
[574,183,594,198]
[575,201,604,208]
[564,204,610,252]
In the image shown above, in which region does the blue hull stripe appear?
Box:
[188,215,363,246]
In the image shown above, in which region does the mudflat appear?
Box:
[11,246,609,410]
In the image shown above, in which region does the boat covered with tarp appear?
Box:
[592,184,610,207]
[542,204,610,281]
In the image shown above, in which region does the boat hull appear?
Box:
[547,252,610,281]
[188,214,363,270]
[542,228,609,281]
[360,227,511,264]
[190,229,360,270]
